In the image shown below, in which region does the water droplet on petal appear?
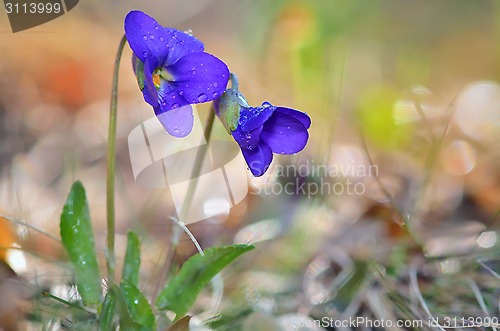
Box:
[142,35,148,41]
[179,90,184,96]
[149,35,155,40]
[154,25,159,30]
[172,103,179,108]
[248,145,254,150]
[173,129,180,135]
[198,93,208,102]
[212,92,218,98]
[159,37,164,41]
[213,82,219,88]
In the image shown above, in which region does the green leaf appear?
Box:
[120,281,155,330]
[156,244,254,318]
[122,231,141,286]
[60,181,101,306]
[99,291,117,330]
[107,284,145,331]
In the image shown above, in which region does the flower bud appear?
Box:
[214,88,249,134]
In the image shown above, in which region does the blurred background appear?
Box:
[0,0,499,330]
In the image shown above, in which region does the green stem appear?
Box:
[106,34,127,281]
[180,106,216,221]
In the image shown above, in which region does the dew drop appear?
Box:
[159,37,164,42]
[179,90,184,96]
[134,299,139,305]
[154,25,159,30]
[198,93,208,102]
[238,115,248,126]
[173,129,180,135]
[172,103,179,108]
[248,145,254,150]
[149,35,155,40]
[82,261,87,265]
[213,82,219,88]
[142,35,148,41]
[212,92,218,98]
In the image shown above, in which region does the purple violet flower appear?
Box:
[124,10,229,137]
[215,82,311,177]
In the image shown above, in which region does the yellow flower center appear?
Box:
[152,73,161,89]
[152,68,174,90]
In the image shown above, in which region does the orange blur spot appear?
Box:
[0,217,16,263]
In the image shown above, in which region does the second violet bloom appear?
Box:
[124,11,229,137]
[215,77,311,177]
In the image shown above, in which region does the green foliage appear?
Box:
[120,281,155,330]
[60,181,101,306]
[122,231,141,286]
[99,292,117,330]
[59,182,254,329]
[156,244,255,319]
[105,284,146,331]
[95,284,155,331]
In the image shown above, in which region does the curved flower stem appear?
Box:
[180,106,216,221]
[106,34,127,282]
